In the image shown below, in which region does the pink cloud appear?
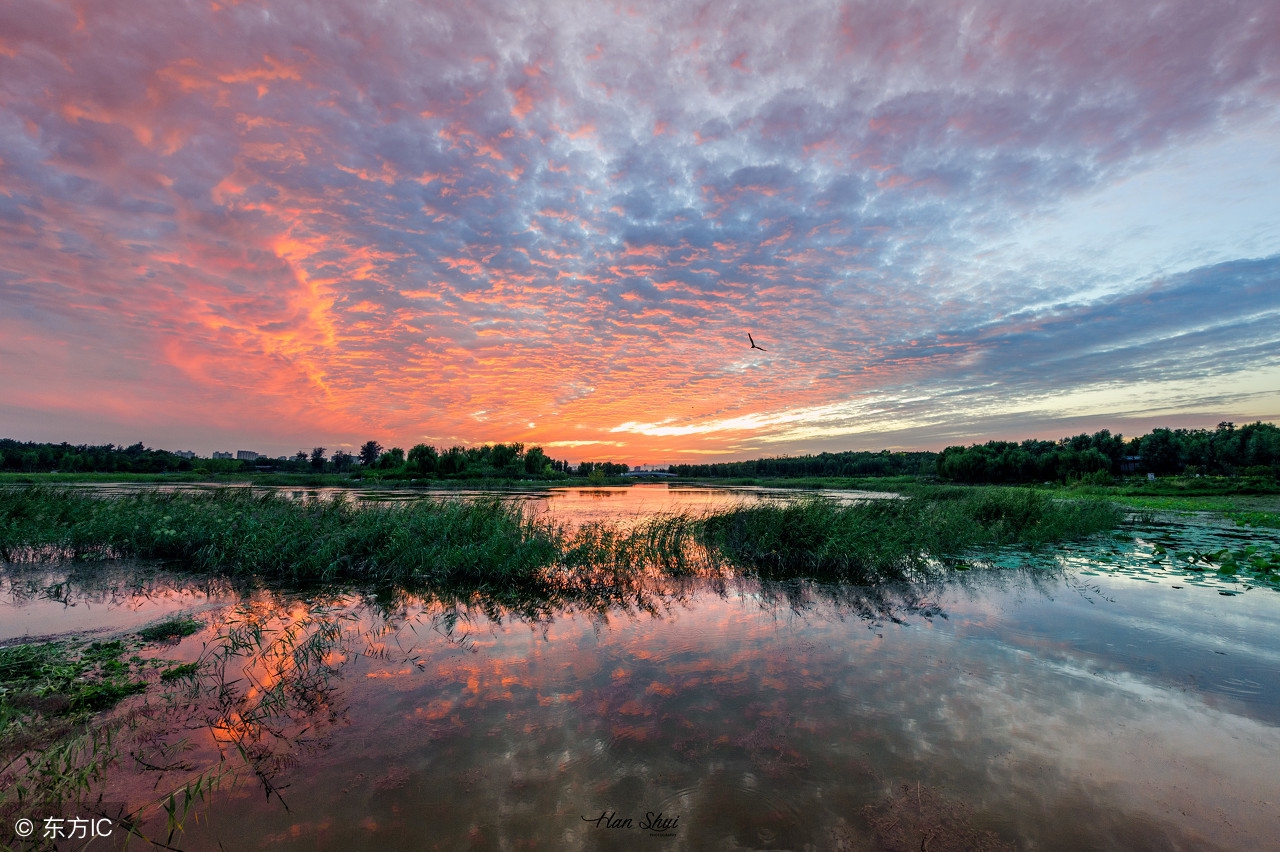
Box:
[0,0,1276,459]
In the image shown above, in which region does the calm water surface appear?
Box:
[41,481,895,526]
[2,486,1278,851]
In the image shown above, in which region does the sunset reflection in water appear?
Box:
[95,547,1280,852]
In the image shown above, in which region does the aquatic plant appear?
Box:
[0,486,1123,586]
[139,617,203,642]
[0,596,357,847]
[0,637,161,825]
[700,489,1124,581]
[0,487,561,585]
[560,513,705,575]
[1229,510,1280,529]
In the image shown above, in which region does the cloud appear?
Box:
[1,0,1278,457]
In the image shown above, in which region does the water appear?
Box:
[28,481,895,526]
[0,563,240,644]
[2,487,1278,851]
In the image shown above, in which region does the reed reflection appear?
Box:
[5,519,1277,851]
[5,558,1052,847]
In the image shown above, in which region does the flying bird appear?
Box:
[748,333,767,351]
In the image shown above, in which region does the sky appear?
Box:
[2,0,1279,464]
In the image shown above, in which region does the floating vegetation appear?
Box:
[1081,509,1280,594]
[0,637,161,826]
[139,617,203,642]
[1229,510,1280,529]
[1169,544,1280,584]
[159,662,200,681]
[0,639,149,732]
[0,595,363,847]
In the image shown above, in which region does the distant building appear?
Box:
[212,452,233,460]
[236,450,261,461]
[174,450,196,459]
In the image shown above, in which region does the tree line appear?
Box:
[308,440,626,479]
[670,450,937,480]
[934,422,1280,483]
[0,437,631,480]
[8,421,1275,483]
[0,440,198,473]
[307,440,592,479]
[282,437,627,478]
[668,421,1280,484]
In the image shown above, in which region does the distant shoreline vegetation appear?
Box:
[2,421,1277,486]
[671,422,1280,485]
[0,439,627,483]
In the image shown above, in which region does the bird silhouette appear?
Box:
[748,333,766,351]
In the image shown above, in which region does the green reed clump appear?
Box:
[914,487,1124,548]
[138,617,203,642]
[1,485,1123,586]
[701,489,1123,581]
[0,487,560,585]
[561,513,704,575]
[700,498,923,581]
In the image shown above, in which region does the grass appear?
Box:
[138,617,203,642]
[0,485,1125,587]
[0,486,561,586]
[700,488,1124,581]
[561,513,706,575]
[1062,489,1280,517]
[1051,475,1280,500]
[0,637,158,811]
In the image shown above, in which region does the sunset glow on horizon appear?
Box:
[2,0,1279,462]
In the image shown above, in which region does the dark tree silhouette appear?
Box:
[407,443,438,474]
[358,441,383,467]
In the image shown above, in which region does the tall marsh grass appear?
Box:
[0,487,559,585]
[701,488,1124,581]
[0,486,1123,585]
